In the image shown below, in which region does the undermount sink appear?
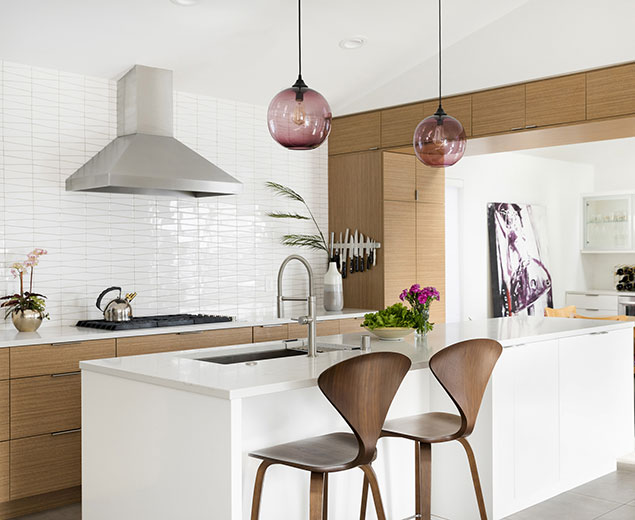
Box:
[197,348,306,365]
[196,340,360,365]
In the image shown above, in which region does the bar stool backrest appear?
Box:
[318,352,412,466]
[429,339,503,438]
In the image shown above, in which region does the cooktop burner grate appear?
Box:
[76,314,234,331]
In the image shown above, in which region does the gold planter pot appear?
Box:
[11,309,43,333]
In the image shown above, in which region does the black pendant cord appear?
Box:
[292,0,308,96]
[436,0,446,116]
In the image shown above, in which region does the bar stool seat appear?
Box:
[250,432,374,472]
[382,412,462,443]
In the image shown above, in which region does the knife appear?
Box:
[359,233,365,272]
[373,237,377,266]
[353,230,359,272]
[342,229,350,277]
[349,234,356,274]
[366,236,373,270]
[336,232,343,270]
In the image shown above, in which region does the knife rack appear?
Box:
[331,242,381,250]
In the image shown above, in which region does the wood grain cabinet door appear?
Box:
[416,162,445,205]
[381,103,425,148]
[423,95,472,137]
[587,63,635,120]
[10,340,116,379]
[288,320,341,340]
[116,327,253,357]
[338,317,365,334]
[525,74,586,128]
[10,431,81,500]
[384,201,416,307]
[328,112,381,155]
[0,350,8,381]
[416,202,446,324]
[383,152,416,202]
[0,442,8,502]
[472,85,525,136]
[253,325,288,343]
[11,374,81,439]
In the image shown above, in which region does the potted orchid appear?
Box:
[399,284,440,337]
[1,249,49,332]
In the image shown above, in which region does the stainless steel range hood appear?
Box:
[66,65,242,198]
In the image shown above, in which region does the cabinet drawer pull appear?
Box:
[368,146,379,150]
[176,331,203,336]
[511,127,524,131]
[582,308,600,312]
[51,371,81,378]
[525,124,538,129]
[590,331,609,335]
[583,294,599,297]
[51,341,83,346]
[51,428,81,436]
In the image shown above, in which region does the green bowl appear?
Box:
[364,327,415,341]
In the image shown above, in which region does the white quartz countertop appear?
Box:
[80,316,634,400]
[567,289,635,296]
[0,308,370,348]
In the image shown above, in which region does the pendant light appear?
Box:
[267,0,332,150]
[413,0,466,167]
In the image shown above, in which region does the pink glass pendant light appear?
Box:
[267,0,332,150]
[413,0,466,167]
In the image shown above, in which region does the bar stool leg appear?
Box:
[458,438,487,520]
[360,465,387,520]
[323,473,329,520]
[310,472,326,520]
[416,442,432,520]
[359,473,369,519]
[250,461,273,520]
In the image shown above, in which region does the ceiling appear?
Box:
[1,0,634,115]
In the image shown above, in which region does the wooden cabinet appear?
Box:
[116,327,252,357]
[288,320,341,340]
[0,442,8,503]
[416,202,446,324]
[384,200,417,307]
[423,95,472,137]
[338,317,365,333]
[472,85,525,136]
[328,112,381,155]
[383,152,416,202]
[0,351,8,382]
[10,431,81,500]
[380,103,424,148]
[10,339,115,379]
[11,374,80,439]
[587,63,635,120]
[416,161,444,204]
[253,325,288,343]
[525,74,586,128]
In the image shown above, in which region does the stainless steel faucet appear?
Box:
[277,255,317,357]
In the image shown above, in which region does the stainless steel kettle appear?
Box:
[96,287,136,322]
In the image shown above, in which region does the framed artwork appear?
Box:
[487,202,553,317]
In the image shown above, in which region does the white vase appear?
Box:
[323,261,344,311]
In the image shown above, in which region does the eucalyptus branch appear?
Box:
[266,212,309,220]
[266,181,329,253]
[281,234,329,252]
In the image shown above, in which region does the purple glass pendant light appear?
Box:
[413,0,466,167]
[267,0,332,150]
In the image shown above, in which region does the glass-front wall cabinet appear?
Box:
[583,195,633,251]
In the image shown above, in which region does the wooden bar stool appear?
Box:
[249,351,411,520]
[360,338,502,520]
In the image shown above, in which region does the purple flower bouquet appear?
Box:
[399,284,440,336]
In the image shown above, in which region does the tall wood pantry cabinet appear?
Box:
[328,150,446,324]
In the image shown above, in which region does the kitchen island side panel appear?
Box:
[81,371,242,520]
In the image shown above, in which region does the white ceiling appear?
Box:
[520,138,635,170]
[1,0,634,114]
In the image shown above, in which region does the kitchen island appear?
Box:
[81,317,635,520]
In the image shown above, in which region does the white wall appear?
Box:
[0,61,328,328]
[446,153,594,321]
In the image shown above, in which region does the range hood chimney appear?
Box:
[65,65,243,198]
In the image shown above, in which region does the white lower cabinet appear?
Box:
[565,292,618,316]
[492,330,634,518]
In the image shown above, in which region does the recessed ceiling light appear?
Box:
[339,37,367,50]
[170,0,200,6]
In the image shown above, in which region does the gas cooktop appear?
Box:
[76,314,234,331]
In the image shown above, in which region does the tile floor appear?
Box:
[11,471,635,519]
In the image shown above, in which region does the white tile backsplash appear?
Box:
[0,61,328,328]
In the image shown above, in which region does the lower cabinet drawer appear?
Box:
[11,374,81,439]
[574,308,618,318]
[565,293,618,313]
[117,327,253,357]
[288,320,341,340]
[0,441,8,502]
[338,317,365,333]
[10,431,81,500]
[253,325,289,343]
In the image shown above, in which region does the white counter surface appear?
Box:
[80,316,634,400]
[0,308,370,348]
[567,289,635,296]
